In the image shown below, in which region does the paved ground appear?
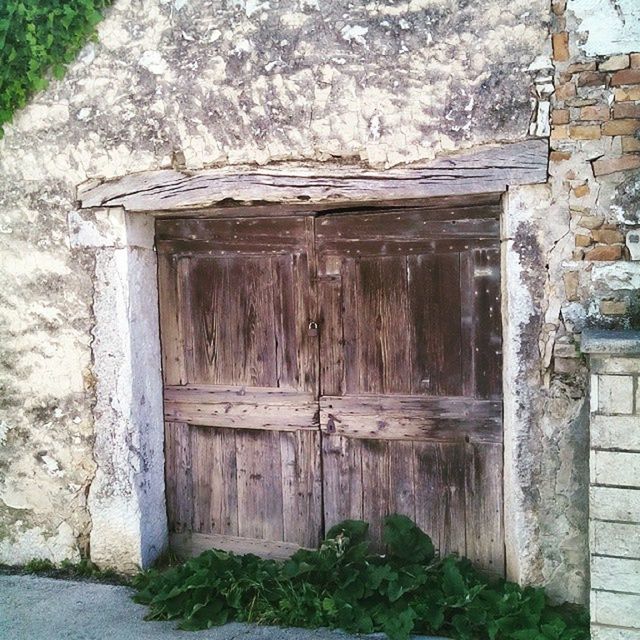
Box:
[0,575,444,640]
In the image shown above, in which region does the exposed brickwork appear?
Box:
[549,7,640,270]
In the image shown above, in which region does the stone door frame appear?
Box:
[71,141,548,577]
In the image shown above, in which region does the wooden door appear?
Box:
[156,216,323,558]
[315,202,504,573]
[157,201,504,572]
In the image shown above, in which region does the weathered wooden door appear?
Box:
[157,199,503,571]
[157,217,323,558]
[315,201,504,573]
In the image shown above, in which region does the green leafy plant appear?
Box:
[0,0,112,137]
[133,516,589,640]
[18,557,128,584]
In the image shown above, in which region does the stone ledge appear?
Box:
[582,330,640,355]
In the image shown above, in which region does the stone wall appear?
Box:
[582,331,640,639]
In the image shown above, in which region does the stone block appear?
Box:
[591,556,640,595]
[599,54,630,72]
[551,125,569,139]
[614,87,640,101]
[586,245,623,260]
[563,271,579,301]
[611,69,640,86]
[555,82,577,100]
[593,155,640,177]
[590,356,640,375]
[567,61,596,73]
[576,234,593,247]
[602,119,640,136]
[598,374,634,414]
[577,71,608,87]
[593,229,625,245]
[592,451,640,487]
[591,486,640,523]
[600,300,628,315]
[580,105,610,121]
[552,32,570,61]
[591,625,640,640]
[550,150,572,162]
[592,590,640,628]
[569,124,602,139]
[591,521,640,558]
[613,103,640,119]
[622,137,640,153]
[632,53,640,69]
[553,109,570,124]
[591,415,640,451]
[580,215,604,229]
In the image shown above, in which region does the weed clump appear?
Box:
[133,516,588,640]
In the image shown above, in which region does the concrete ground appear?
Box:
[0,574,444,640]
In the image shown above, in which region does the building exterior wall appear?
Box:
[0,0,638,606]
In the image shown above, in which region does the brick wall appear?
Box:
[582,331,640,638]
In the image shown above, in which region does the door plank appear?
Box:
[355,257,413,394]
[388,441,417,522]
[164,421,194,533]
[273,255,300,388]
[322,434,363,530]
[236,429,285,541]
[319,278,343,396]
[157,253,187,385]
[414,442,467,558]
[280,430,323,547]
[465,442,505,574]
[361,439,390,550]
[408,253,462,396]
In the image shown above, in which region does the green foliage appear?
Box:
[133,515,589,640]
[0,0,112,137]
[21,557,128,584]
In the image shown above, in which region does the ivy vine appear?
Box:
[0,0,113,138]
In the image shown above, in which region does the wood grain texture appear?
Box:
[164,385,318,430]
[78,140,547,211]
[319,395,502,443]
[170,532,306,560]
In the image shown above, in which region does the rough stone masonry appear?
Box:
[0,0,638,611]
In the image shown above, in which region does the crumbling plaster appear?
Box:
[0,0,621,606]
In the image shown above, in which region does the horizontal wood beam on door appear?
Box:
[77,139,548,213]
[164,385,319,431]
[320,395,502,444]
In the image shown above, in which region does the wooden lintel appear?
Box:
[77,139,548,213]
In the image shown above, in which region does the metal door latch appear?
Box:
[308,320,319,337]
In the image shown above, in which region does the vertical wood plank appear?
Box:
[472,249,502,399]
[157,253,187,385]
[322,434,363,531]
[341,258,358,395]
[388,441,416,522]
[361,439,390,550]
[280,430,323,547]
[191,426,214,533]
[408,253,462,396]
[355,257,412,394]
[414,442,466,558]
[465,442,505,574]
[209,428,239,536]
[236,429,284,541]
[319,279,343,396]
[273,255,299,388]
[164,421,193,533]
